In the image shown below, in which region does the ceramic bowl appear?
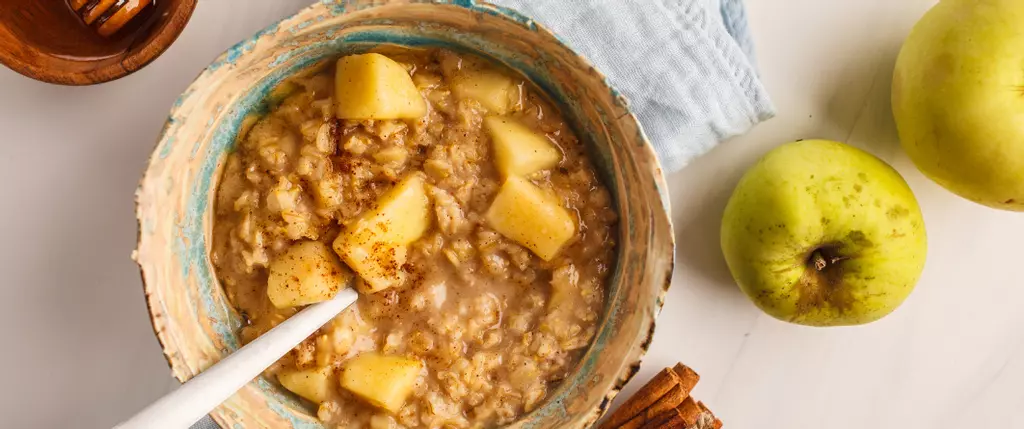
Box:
[135,1,674,427]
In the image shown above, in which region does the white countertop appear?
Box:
[2,0,1022,427]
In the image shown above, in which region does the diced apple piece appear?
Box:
[278,366,334,404]
[452,69,517,114]
[485,176,576,261]
[333,174,430,293]
[340,353,422,412]
[267,241,352,309]
[484,116,562,177]
[335,53,427,120]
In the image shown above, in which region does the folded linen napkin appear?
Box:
[192,1,771,428]
[492,0,775,172]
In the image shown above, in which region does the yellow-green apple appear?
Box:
[721,140,928,327]
[892,0,1024,211]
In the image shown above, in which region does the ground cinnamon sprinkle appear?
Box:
[601,363,721,429]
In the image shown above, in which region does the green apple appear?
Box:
[721,140,928,327]
[892,0,1024,211]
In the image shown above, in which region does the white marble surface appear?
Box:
[1,0,1022,428]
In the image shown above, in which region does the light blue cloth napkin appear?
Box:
[192,1,770,428]
[492,0,775,172]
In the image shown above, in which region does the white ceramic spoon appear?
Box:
[114,288,360,429]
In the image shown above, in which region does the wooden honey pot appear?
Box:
[0,0,196,85]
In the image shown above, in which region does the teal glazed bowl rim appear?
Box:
[135,1,675,428]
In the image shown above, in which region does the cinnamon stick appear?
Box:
[601,367,681,429]
[643,384,687,420]
[697,401,710,413]
[602,363,722,429]
[673,363,701,394]
[619,414,645,429]
[640,408,686,429]
[677,397,702,427]
[697,401,723,429]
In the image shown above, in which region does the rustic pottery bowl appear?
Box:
[0,0,196,85]
[135,1,674,427]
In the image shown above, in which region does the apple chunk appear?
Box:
[484,116,562,177]
[278,366,334,404]
[485,176,576,261]
[335,53,427,120]
[340,353,422,412]
[267,241,352,309]
[333,174,430,293]
[452,68,517,114]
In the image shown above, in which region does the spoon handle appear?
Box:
[114,288,359,429]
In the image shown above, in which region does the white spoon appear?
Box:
[114,288,360,429]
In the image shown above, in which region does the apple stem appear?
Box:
[811,249,849,272]
[812,252,828,271]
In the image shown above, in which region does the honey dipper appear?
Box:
[68,0,153,37]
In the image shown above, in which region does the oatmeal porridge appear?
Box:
[211,47,617,428]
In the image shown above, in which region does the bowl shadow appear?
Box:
[668,147,751,290]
